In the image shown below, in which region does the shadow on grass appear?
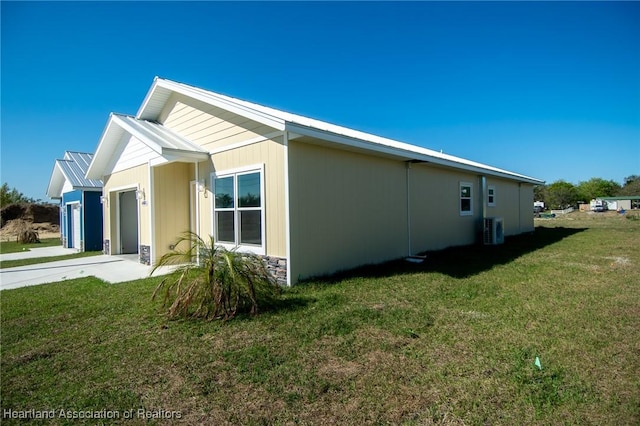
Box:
[309,227,587,282]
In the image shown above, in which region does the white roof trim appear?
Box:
[138,78,286,131]
[86,113,209,180]
[136,77,543,185]
[47,152,103,199]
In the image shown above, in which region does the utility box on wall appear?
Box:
[484,217,504,245]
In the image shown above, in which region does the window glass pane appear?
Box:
[461,199,471,212]
[215,177,234,208]
[216,211,235,243]
[239,211,262,245]
[238,173,261,208]
[461,186,471,198]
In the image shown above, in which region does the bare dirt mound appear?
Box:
[0,203,60,242]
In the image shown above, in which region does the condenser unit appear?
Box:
[483,217,504,245]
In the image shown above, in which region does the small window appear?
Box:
[212,167,264,253]
[487,185,496,207]
[460,182,473,216]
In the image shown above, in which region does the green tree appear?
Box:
[576,178,621,201]
[533,185,547,204]
[546,180,579,209]
[151,232,280,320]
[617,175,640,196]
[0,183,35,207]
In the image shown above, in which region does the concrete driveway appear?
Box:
[0,246,174,291]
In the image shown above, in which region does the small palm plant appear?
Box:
[151,232,280,320]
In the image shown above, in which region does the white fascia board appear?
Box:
[136,76,162,119]
[161,148,210,162]
[149,79,286,131]
[86,116,122,180]
[46,163,65,199]
[111,115,164,155]
[286,122,543,185]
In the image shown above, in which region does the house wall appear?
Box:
[287,142,536,282]
[61,190,82,249]
[408,165,480,253]
[288,140,408,282]
[485,178,535,236]
[160,94,277,153]
[82,191,104,251]
[112,135,162,174]
[518,184,535,233]
[198,137,287,258]
[102,164,150,255]
[152,162,193,263]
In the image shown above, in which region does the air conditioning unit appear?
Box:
[484,217,504,245]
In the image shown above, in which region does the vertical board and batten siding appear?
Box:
[201,138,287,258]
[103,164,150,253]
[152,162,193,262]
[485,178,535,236]
[160,94,277,152]
[518,184,535,233]
[408,165,479,254]
[288,140,408,282]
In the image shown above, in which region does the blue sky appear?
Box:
[2,1,639,201]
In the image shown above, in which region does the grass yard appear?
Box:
[1,211,638,425]
[0,238,61,254]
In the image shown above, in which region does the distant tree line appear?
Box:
[0,183,41,207]
[534,175,640,209]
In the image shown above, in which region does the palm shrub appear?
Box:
[151,232,280,320]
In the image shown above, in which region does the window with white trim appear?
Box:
[460,182,473,216]
[487,185,496,207]
[213,167,264,253]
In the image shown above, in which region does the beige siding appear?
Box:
[288,141,408,281]
[484,179,534,235]
[409,165,480,253]
[161,94,278,152]
[102,164,150,253]
[152,162,194,262]
[205,138,287,257]
[519,184,535,233]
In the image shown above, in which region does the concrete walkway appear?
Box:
[0,247,174,291]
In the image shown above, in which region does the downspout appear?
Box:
[148,161,154,265]
[406,161,411,257]
[195,162,200,264]
[480,175,487,243]
[283,131,292,286]
[481,175,487,220]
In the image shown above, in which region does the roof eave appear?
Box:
[138,78,286,131]
[286,122,544,185]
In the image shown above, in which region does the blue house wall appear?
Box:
[60,190,103,251]
[83,191,103,251]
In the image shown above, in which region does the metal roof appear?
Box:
[112,114,208,156]
[86,113,209,179]
[137,77,544,185]
[46,151,103,199]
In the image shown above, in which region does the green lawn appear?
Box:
[0,238,61,254]
[1,212,638,425]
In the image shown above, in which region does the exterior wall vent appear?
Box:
[484,217,504,245]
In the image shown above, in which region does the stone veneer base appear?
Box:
[140,245,151,265]
[262,255,287,286]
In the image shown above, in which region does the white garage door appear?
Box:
[72,204,81,250]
